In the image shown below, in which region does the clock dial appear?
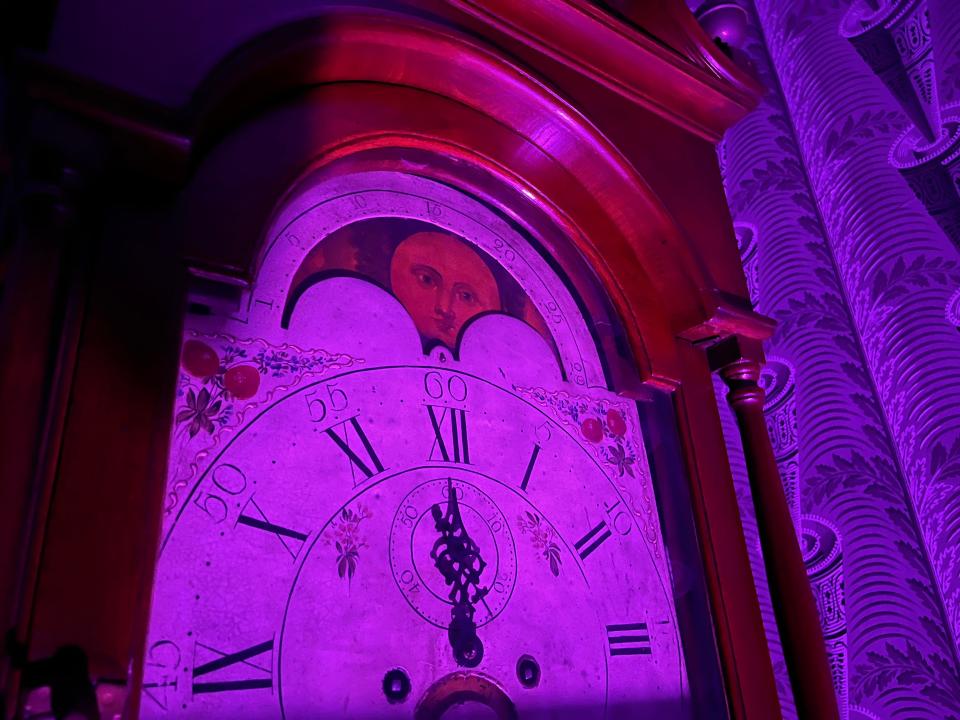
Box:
[143,172,690,719]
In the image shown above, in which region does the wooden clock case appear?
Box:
[0,1,831,717]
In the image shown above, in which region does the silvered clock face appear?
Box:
[142,172,689,719]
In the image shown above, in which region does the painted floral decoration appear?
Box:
[606,442,636,478]
[165,333,360,519]
[173,338,356,440]
[176,387,222,438]
[515,385,640,480]
[581,409,638,477]
[517,511,563,577]
[323,504,373,582]
[512,384,661,558]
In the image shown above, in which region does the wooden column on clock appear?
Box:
[0,1,833,718]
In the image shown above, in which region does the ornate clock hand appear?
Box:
[430,478,489,668]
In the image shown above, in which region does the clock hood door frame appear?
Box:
[162,11,780,719]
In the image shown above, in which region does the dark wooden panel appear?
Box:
[28,208,184,679]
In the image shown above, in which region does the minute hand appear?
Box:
[430,478,488,667]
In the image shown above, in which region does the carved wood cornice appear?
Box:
[12,4,766,380]
[20,58,192,181]
[446,0,763,140]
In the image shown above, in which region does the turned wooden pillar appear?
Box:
[712,343,839,720]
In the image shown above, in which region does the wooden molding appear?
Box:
[446,0,762,140]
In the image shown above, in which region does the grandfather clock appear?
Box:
[0,2,836,718]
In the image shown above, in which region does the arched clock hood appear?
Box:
[0,2,840,719]
[171,8,771,387]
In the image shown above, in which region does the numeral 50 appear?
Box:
[193,464,246,524]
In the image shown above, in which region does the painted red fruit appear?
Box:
[181,340,219,378]
[224,364,260,399]
[581,417,603,443]
[606,409,627,437]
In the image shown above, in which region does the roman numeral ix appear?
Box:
[192,639,273,695]
[143,677,178,709]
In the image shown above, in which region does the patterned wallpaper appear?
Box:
[707,0,960,716]
[931,0,960,107]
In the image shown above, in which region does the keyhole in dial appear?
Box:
[516,655,540,689]
[384,668,412,703]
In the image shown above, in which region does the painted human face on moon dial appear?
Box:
[390,231,501,349]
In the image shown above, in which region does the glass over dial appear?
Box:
[142,173,690,719]
[145,359,687,719]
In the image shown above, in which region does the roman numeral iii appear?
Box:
[427,405,470,464]
[606,623,652,657]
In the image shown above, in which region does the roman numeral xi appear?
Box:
[325,417,385,483]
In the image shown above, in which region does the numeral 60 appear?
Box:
[424,371,468,402]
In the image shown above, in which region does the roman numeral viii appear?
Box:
[325,417,385,484]
[427,405,470,464]
[574,520,612,561]
[606,623,652,657]
[192,639,273,694]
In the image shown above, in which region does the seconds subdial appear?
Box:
[389,478,517,633]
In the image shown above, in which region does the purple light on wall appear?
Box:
[713,0,960,717]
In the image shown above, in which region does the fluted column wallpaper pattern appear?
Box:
[711,1,960,716]
[930,0,960,106]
